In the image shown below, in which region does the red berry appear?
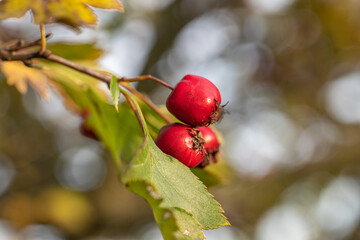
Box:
[166,74,222,126]
[197,126,220,167]
[79,109,98,141]
[80,122,98,141]
[155,123,207,168]
[81,108,91,119]
[198,126,220,154]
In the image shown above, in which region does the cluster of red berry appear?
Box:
[155,74,223,168]
[79,74,223,168]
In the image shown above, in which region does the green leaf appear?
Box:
[137,102,232,189]
[71,90,144,167]
[110,76,121,112]
[42,64,143,166]
[41,62,108,99]
[123,138,229,227]
[0,0,124,30]
[128,181,204,240]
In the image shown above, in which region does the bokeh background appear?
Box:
[1,0,360,239]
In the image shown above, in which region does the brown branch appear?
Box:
[0,37,173,125]
[44,51,112,82]
[0,50,39,61]
[3,40,24,51]
[4,33,52,52]
[45,51,173,124]
[119,75,174,90]
[41,52,173,124]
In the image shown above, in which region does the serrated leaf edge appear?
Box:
[126,180,204,240]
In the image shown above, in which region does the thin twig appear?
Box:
[122,91,146,134]
[39,24,46,55]
[0,50,39,61]
[3,40,24,51]
[45,51,111,82]
[0,37,173,125]
[122,84,173,124]
[119,75,174,90]
[6,33,52,52]
[41,51,173,124]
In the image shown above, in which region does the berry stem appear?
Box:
[122,90,146,134]
[122,84,173,124]
[119,75,174,91]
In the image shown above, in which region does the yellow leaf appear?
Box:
[0,0,124,29]
[1,61,50,99]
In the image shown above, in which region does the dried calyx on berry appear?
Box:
[166,74,224,126]
[155,123,208,168]
[196,126,220,168]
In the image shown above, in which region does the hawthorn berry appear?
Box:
[81,108,91,119]
[197,126,220,167]
[80,122,98,140]
[155,123,207,168]
[166,74,222,126]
